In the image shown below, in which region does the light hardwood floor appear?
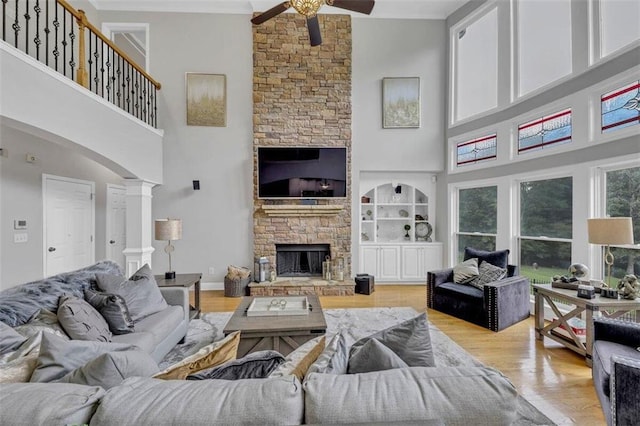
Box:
[198,285,605,426]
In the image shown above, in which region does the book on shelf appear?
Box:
[552,317,586,343]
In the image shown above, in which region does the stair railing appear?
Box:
[2,0,161,128]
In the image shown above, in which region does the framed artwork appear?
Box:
[382,77,420,128]
[186,73,226,127]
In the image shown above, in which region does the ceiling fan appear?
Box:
[251,0,375,46]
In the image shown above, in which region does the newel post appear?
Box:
[76,10,88,88]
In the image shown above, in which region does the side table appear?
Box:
[155,273,202,320]
[533,283,640,366]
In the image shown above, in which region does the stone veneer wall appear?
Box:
[253,14,352,276]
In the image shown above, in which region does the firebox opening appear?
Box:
[276,244,330,277]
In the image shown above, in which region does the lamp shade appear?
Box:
[587,217,634,245]
[155,219,182,241]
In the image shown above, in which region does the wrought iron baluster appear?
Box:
[99,38,105,97]
[93,35,101,94]
[52,3,59,71]
[134,70,140,118]
[117,55,122,108]
[105,45,112,102]
[24,0,30,54]
[12,0,19,48]
[125,64,131,112]
[34,0,41,60]
[61,8,67,76]
[152,86,157,127]
[2,0,7,41]
[68,12,75,81]
[87,32,93,91]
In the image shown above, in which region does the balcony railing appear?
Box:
[2,0,161,128]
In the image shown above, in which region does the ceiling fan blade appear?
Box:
[328,0,375,15]
[251,2,291,25]
[307,16,322,46]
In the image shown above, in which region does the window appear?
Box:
[604,166,640,281]
[518,109,572,154]
[519,177,572,282]
[456,134,497,166]
[599,0,640,58]
[453,7,498,122]
[517,0,572,96]
[457,186,497,261]
[601,81,640,133]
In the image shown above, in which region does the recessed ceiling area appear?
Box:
[88,0,469,20]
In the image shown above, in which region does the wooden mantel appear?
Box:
[261,205,344,217]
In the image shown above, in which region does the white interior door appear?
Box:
[43,175,95,276]
[106,184,126,269]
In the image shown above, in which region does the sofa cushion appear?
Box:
[14,309,70,341]
[84,288,135,335]
[269,335,325,381]
[96,264,168,322]
[348,313,435,368]
[0,382,105,425]
[30,332,135,383]
[467,261,507,290]
[154,331,240,380]
[57,295,112,342]
[110,330,156,353]
[0,352,39,383]
[90,375,304,425]
[592,340,639,397]
[0,321,27,355]
[453,257,479,284]
[303,366,518,425]
[187,350,285,380]
[437,282,484,301]
[134,305,184,344]
[348,338,409,374]
[307,330,350,375]
[464,247,510,269]
[56,350,159,389]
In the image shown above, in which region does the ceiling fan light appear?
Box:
[291,0,324,17]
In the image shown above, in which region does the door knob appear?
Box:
[109,240,116,244]
[48,247,56,252]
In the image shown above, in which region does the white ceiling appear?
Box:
[88,0,470,20]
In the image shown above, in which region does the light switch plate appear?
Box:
[14,233,28,243]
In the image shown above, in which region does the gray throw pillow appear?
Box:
[84,288,135,335]
[186,350,285,380]
[453,257,479,284]
[348,312,435,367]
[30,332,135,383]
[467,261,507,290]
[347,338,409,374]
[96,264,168,322]
[0,321,27,355]
[57,295,112,342]
[56,350,159,389]
[307,331,350,375]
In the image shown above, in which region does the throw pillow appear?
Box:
[464,247,510,269]
[307,331,350,375]
[29,332,135,383]
[453,257,479,284]
[56,350,159,389]
[467,261,507,290]
[0,352,39,383]
[268,335,326,381]
[0,321,27,355]
[153,331,240,380]
[348,312,435,368]
[347,338,409,374]
[96,264,168,322]
[14,309,70,341]
[57,295,112,342]
[84,288,135,335]
[186,350,285,380]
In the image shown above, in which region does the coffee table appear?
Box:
[223,294,327,357]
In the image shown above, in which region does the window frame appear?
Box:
[517,108,573,154]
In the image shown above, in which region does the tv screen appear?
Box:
[258,147,347,198]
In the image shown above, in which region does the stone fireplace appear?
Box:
[252,14,352,278]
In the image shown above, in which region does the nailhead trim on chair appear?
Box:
[487,286,498,332]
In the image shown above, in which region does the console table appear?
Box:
[155,273,202,320]
[533,283,640,366]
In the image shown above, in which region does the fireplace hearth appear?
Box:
[276,244,330,277]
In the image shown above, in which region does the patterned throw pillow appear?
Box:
[84,289,135,335]
[57,296,112,342]
[467,261,507,290]
[268,335,326,381]
[453,258,479,284]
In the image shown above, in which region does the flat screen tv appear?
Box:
[258,147,347,199]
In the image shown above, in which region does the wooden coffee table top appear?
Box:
[223,294,327,334]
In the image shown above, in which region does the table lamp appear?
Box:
[588,217,634,287]
[155,218,182,279]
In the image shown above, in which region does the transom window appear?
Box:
[601,81,640,133]
[518,109,572,154]
[456,134,497,166]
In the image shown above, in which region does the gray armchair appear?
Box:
[426,247,531,332]
[592,317,640,426]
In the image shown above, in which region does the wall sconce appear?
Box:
[155,218,182,279]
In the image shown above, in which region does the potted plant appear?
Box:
[404,224,411,240]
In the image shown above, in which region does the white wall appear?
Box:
[0,126,125,289]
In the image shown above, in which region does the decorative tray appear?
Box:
[247,296,310,317]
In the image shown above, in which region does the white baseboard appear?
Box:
[200,281,224,291]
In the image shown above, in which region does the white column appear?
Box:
[123,179,155,277]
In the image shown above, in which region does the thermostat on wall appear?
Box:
[14,220,27,230]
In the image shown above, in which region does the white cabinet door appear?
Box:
[359,246,379,275]
[401,244,444,281]
[378,246,400,281]
[421,244,444,274]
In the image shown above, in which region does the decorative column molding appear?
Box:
[122,179,155,277]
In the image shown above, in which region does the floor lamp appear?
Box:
[155,218,182,279]
[587,217,634,288]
